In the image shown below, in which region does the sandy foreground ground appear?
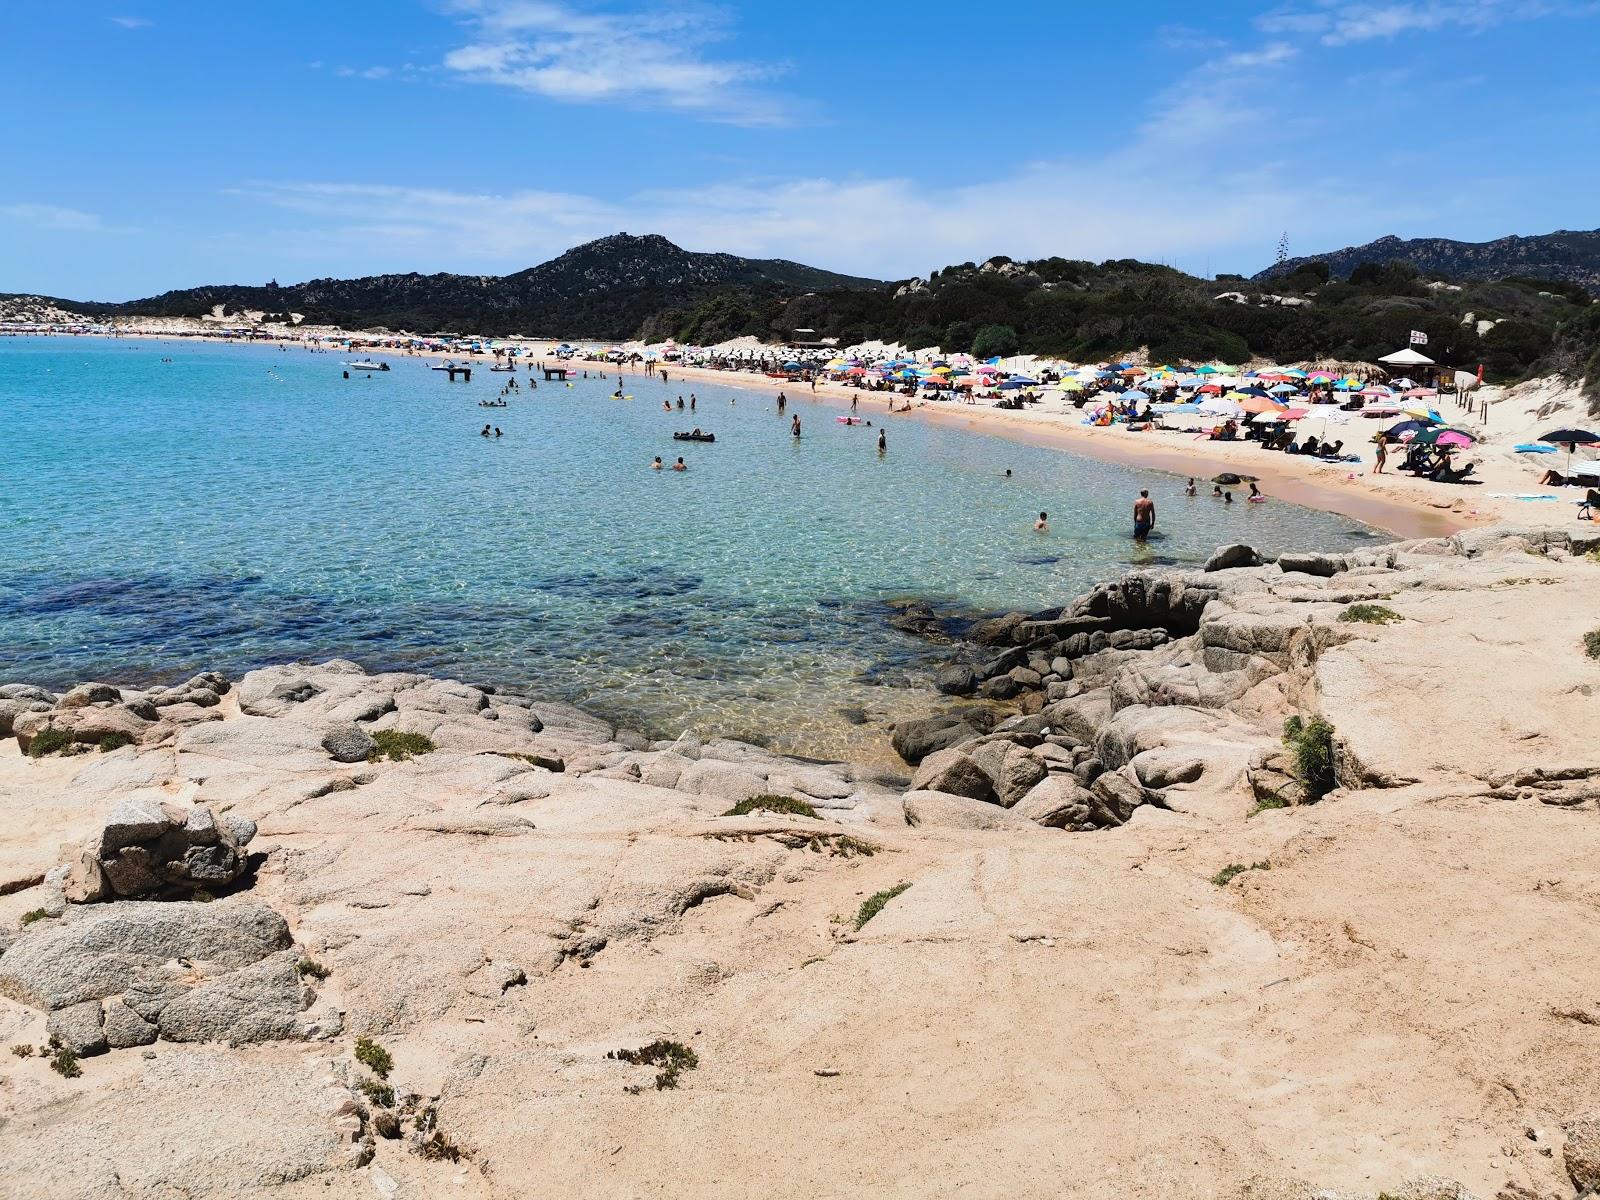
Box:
[1,520,1598,1199]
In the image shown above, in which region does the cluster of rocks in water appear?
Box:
[884,527,1600,833]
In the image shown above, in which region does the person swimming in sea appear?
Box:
[1185,477,1197,497]
[676,397,685,409]
[877,429,887,453]
[481,424,492,437]
[1211,484,1224,498]
[791,414,802,437]
[1248,481,1265,502]
[663,400,672,411]
[672,457,687,471]
[1223,490,1234,504]
[494,427,503,438]
[1034,511,1049,532]
[651,456,663,470]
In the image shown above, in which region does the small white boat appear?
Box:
[489,364,515,372]
[344,360,390,372]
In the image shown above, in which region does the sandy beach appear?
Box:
[48,326,1595,542]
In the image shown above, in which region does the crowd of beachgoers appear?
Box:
[9,318,1598,535]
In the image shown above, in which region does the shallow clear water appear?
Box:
[0,336,1379,756]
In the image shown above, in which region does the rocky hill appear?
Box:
[52,234,884,340]
[1257,228,1600,293]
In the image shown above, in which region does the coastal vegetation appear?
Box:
[723,794,820,819]
[367,730,435,762]
[1584,629,1600,659]
[854,882,911,930]
[1283,715,1338,802]
[354,1037,394,1079]
[607,1040,699,1091]
[1339,603,1404,625]
[25,726,73,758]
[1211,862,1271,887]
[48,1044,81,1079]
[296,958,331,980]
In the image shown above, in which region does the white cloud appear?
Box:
[110,15,151,28]
[0,204,132,234]
[438,0,790,125]
[1259,0,1595,44]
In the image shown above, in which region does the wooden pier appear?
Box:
[542,366,571,381]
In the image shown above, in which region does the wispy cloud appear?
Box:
[438,0,790,125]
[0,203,134,234]
[1259,0,1596,45]
[109,15,151,29]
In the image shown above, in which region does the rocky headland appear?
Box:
[2,525,1598,1199]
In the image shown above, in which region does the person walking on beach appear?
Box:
[1133,490,1155,542]
[1372,433,1388,474]
[1034,511,1049,532]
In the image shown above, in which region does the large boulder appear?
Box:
[1089,769,1151,826]
[321,723,377,763]
[909,748,997,804]
[890,714,980,766]
[58,682,122,708]
[1011,776,1096,829]
[0,900,292,1011]
[902,790,1036,831]
[0,696,50,738]
[1276,551,1348,577]
[46,998,109,1057]
[967,741,1049,807]
[65,796,256,902]
[13,704,153,753]
[1204,544,1263,572]
[934,665,977,696]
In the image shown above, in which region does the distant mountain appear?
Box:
[58,234,884,339]
[1257,228,1600,293]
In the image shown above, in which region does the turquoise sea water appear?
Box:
[0,336,1378,756]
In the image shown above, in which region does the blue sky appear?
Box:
[3,0,1598,298]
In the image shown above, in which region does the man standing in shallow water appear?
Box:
[1133,489,1156,542]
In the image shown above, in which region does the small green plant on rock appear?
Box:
[608,1040,699,1091]
[20,908,51,926]
[10,1044,33,1058]
[354,1037,394,1079]
[1212,861,1271,887]
[1339,603,1402,625]
[297,958,330,980]
[26,726,75,759]
[1584,628,1600,660]
[723,794,819,819]
[854,882,911,930]
[1282,715,1337,802]
[359,1078,395,1108]
[49,1046,82,1078]
[367,730,436,762]
[97,732,134,752]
